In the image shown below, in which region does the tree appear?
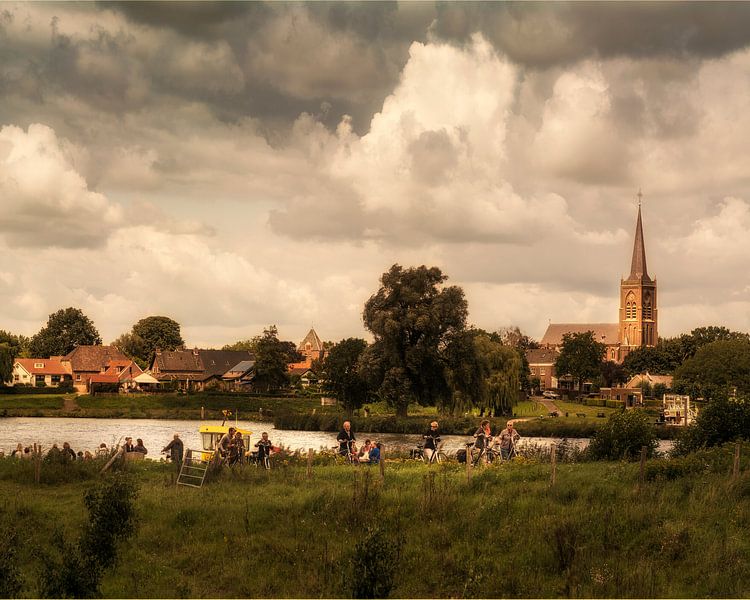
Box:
[673,339,750,399]
[554,331,606,393]
[29,308,101,358]
[0,330,30,358]
[497,326,538,393]
[622,345,676,376]
[0,344,14,385]
[673,394,750,455]
[223,338,302,363]
[252,326,291,392]
[362,264,468,417]
[476,335,522,416]
[443,329,485,416]
[600,361,627,388]
[320,338,369,415]
[112,316,184,369]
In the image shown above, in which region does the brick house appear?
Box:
[151,348,255,391]
[525,348,559,392]
[89,360,144,393]
[61,346,130,392]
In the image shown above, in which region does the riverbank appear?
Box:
[0,392,680,439]
[0,447,747,598]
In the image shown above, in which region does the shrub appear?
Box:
[347,525,404,599]
[0,523,22,598]
[605,400,625,409]
[672,395,750,455]
[587,409,657,461]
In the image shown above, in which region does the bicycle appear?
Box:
[423,441,448,464]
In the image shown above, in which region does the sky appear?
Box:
[2,1,750,348]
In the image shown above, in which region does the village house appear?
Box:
[12,357,72,388]
[221,360,256,391]
[626,372,673,391]
[525,348,559,392]
[61,345,130,393]
[287,328,325,387]
[89,359,144,393]
[151,348,255,391]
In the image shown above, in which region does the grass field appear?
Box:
[0,395,65,410]
[0,446,748,598]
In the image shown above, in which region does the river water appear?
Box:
[0,417,673,456]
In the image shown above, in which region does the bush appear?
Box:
[347,525,404,598]
[672,395,750,456]
[587,409,657,461]
[605,400,625,409]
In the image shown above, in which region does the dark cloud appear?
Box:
[431,2,750,68]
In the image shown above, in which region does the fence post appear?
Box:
[733,442,741,480]
[201,406,204,420]
[379,445,385,481]
[33,443,41,484]
[550,442,557,487]
[639,445,647,487]
[307,448,314,479]
[466,447,472,484]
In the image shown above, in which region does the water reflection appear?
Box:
[0,417,673,456]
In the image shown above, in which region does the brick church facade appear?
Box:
[538,198,658,366]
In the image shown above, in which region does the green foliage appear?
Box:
[0,523,22,598]
[587,409,658,461]
[39,472,139,598]
[0,343,14,384]
[673,339,750,399]
[672,395,750,455]
[0,330,30,358]
[600,360,627,388]
[113,316,184,368]
[554,331,606,391]
[29,308,101,358]
[253,326,292,392]
[320,338,369,414]
[348,525,404,599]
[477,335,522,416]
[362,264,468,416]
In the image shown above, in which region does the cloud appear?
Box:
[0,124,123,248]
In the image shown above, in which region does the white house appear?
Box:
[13,358,72,387]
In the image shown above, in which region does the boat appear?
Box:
[197,424,253,461]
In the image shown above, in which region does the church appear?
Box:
[529,198,658,389]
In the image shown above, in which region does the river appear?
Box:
[0,417,673,456]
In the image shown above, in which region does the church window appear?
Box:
[644,293,652,319]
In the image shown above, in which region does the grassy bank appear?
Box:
[0,446,748,598]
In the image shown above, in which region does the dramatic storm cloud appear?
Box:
[1,2,749,346]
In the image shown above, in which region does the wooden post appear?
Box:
[639,445,647,487]
[550,442,557,487]
[100,448,124,474]
[307,448,314,478]
[201,406,204,420]
[33,443,41,484]
[379,445,385,481]
[732,442,741,480]
[466,447,472,484]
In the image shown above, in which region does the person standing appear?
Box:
[422,421,441,463]
[162,433,184,469]
[472,420,492,464]
[61,441,76,461]
[497,421,520,460]
[337,421,356,457]
[255,432,272,468]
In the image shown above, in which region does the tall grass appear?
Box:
[0,450,748,598]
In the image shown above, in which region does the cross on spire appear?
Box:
[637,188,643,206]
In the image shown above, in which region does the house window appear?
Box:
[13,374,19,382]
[611,349,616,360]
[76,374,81,381]
[34,362,44,368]
[540,367,546,375]
[51,375,61,384]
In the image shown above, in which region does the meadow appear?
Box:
[0,444,748,598]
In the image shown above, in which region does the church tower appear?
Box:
[618,193,658,358]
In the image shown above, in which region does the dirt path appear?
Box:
[63,394,79,411]
[538,398,562,416]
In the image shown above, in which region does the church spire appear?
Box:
[628,192,650,282]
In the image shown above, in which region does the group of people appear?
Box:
[215,427,275,468]
[336,421,382,464]
[472,419,521,462]
[10,440,114,461]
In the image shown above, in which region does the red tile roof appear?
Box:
[15,358,71,376]
[63,346,129,372]
[541,323,620,347]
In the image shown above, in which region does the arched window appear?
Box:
[625,292,636,319]
[643,292,652,320]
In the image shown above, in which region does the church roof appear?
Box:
[297,328,323,353]
[525,348,559,365]
[627,203,652,282]
[541,323,620,347]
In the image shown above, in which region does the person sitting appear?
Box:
[96,443,109,458]
[368,442,381,465]
[336,421,356,457]
[133,438,148,455]
[83,450,94,461]
[358,439,373,463]
[423,421,441,462]
[123,437,135,452]
[255,432,272,468]
[22,446,33,460]
[11,443,23,458]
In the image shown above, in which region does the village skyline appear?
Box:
[2,3,750,347]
